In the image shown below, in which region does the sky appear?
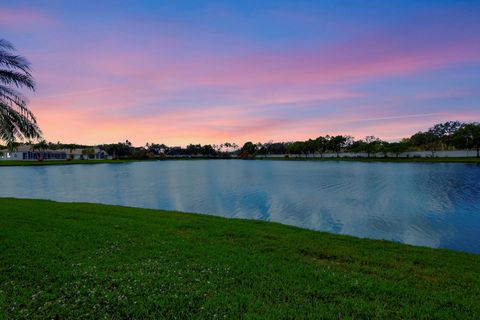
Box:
[1,0,480,146]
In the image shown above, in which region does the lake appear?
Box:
[1,160,479,253]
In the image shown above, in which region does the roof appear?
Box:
[60,148,105,155]
[0,145,106,154]
[4,145,34,152]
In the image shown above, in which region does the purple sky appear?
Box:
[1,0,480,145]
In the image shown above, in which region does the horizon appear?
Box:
[1,0,480,146]
[0,119,474,149]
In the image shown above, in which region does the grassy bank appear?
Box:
[1,199,479,319]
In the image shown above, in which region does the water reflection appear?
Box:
[1,160,479,253]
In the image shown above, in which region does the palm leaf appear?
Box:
[0,102,41,141]
[0,38,41,143]
[0,39,14,50]
[0,85,29,109]
[0,70,35,90]
[0,52,32,75]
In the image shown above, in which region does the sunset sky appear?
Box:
[1,0,480,146]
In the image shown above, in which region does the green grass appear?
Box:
[1,199,479,319]
[262,156,480,164]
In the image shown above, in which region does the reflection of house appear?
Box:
[0,145,108,161]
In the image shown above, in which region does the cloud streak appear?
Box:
[2,1,480,145]
[0,7,55,30]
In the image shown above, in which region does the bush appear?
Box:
[239,151,255,160]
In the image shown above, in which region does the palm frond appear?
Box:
[0,39,14,51]
[0,84,37,126]
[0,84,29,109]
[0,39,40,143]
[0,70,36,91]
[0,102,41,141]
[0,52,32,75]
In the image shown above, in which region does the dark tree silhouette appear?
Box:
[453,123,480,157]
[0,39,41,142]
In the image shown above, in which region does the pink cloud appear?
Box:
[12,7,480,146]
[0,7,55,30]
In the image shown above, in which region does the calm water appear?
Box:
[1,160,479,253]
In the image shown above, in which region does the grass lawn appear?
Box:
[1,198,479,319]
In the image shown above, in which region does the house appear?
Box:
[0,145,67,160]
[62,148,108,160]
[0,145,109,161]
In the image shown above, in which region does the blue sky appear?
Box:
[1,0,479,145]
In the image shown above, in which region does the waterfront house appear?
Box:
[63,148,108,160]
[0,145,108,161]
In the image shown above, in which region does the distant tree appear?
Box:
[146,143,168,155]
[165,146,182,156]
[33,139,48,151]
[0,39,41,143]
[383,141,410,158]
[239,141,257,159]
[264,141,273,156]
[212,144,223,154]
[347,139,367,154]
[328,135,347,157]
[410,131,441,156]
[302,139,317,157]
[255,142,265,158]
[256,142,272,158]
[287,141,304,157]
[223,142,232,153]
[453,123,480,157]
[428,121,464,150]
[363,136,382,158]
[240,141,256,154]
[201,144,216,157]
[268,142,288,155]
[131,147,153,160]
[343,135,355,150]
[315,136,329,158]
[99,141,134,159]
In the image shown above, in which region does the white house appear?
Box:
[62,148,109,160]
[0,145,108,161]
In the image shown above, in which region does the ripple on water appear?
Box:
[1,160,479,253]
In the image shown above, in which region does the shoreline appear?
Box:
[259,156,480,163]
[1,156,480,167]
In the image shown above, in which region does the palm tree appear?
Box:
[224,142,232,153]
[33,139,48,151]
[0,39,41,143]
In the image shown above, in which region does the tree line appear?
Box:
[96,142,239,159]
[2,121,479,159]
[239,121,480,158]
